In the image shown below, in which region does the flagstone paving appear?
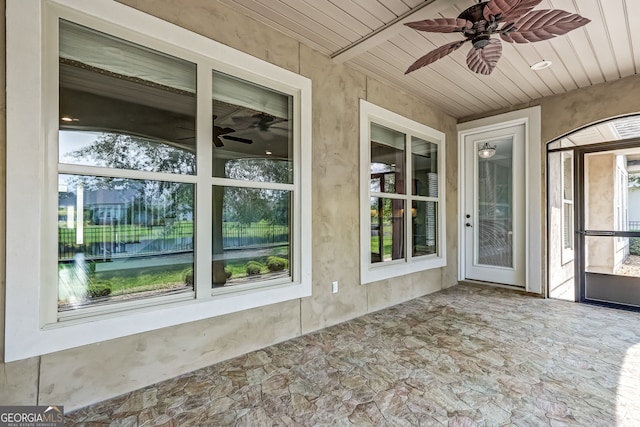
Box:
[65,284,640,426]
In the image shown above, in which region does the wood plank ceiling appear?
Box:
[216,0,639,119]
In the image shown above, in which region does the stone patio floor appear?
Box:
[65,284,640,426]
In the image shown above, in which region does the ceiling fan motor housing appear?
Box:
[472,35,492,49]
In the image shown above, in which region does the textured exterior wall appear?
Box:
[0,0,457,410]
[460,74,640,144]
[538,76,640,144]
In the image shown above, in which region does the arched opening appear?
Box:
[548,114,640,309]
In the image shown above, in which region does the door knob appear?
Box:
[465,223,472,227]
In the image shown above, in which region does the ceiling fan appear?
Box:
[177,116,254,147]
[404,0,590,75]
[213,122,253,148]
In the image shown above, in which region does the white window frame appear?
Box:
[561,150,575,264]
[359,100,446,284]
[615,157,628,253]
[5,0,312,362]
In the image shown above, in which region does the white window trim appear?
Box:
[359,100,446,285]
[615,159,628,252]
[5,0,312,362]
[561,151,575,265]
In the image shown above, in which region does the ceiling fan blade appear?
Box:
[405,40,466,74]
[483,0,542,22]
[466,38,502,75]
[222,135,254,144]
[501,9,590,43]
[213,126,235,137]
[499,0,544,24]
[214,137,224,148]
[405,18,471,33]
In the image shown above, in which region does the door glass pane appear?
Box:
[411,137,438,197]
[371,124,405,194]
[477,138,513,268]
[370,197,405,263]
[58,174,195,311]
[212,71,293,183]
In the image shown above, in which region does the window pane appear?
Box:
[562,152,573,200]
[58,174,195,311]
[212,71,293,183]
[370,197,405,263]
[412,200,437,257]
[371,123,405,194]
[59,130,196,174]
[212,186,291,286]
[563,203,573,250]
[59,20,197,174]
[412,137,438,197]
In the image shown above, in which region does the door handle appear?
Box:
[465,223,472,227]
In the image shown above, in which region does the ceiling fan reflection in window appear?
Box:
[232,112,289,134]
[215,112,289,147]
[213,116,253,148]
[404,0,590,75]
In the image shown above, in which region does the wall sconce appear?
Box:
[478,142,496,159]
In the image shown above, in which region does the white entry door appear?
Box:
[463,124,526,287]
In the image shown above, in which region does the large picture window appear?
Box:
[57,20,198,313]
[5,0,311,361]
[360,100,446,284]
[211,71,294,291]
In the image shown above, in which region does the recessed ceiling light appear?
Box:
[530,60,552,71]
[61,116,78,122]
[265,150,272,155]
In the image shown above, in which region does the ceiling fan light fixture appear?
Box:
[530,60,553,71]
[478,142,496,159]
[404,0,590,75]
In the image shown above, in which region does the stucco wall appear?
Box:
[0,0,458,410]
[461,73,640,144]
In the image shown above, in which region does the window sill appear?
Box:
[361,256,446,285]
